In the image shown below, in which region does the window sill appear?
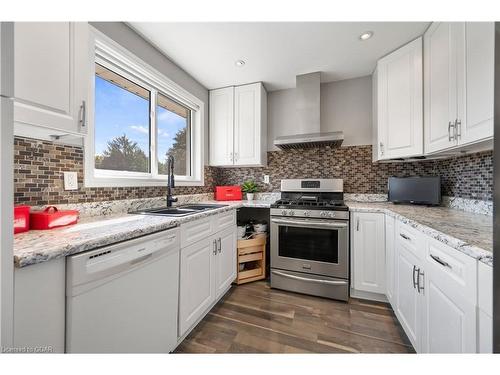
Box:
[84,176,205,188]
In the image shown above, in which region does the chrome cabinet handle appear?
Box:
[448,121,455,141]
[417,270,425,293]
[213,239,217,255]
[379,142,384,156]
[79,100,86,128]
[217,237,221,253]
[234,152,239,162]
[356,218,360,231]
[400,233,410,241]
[271,270,348,286]
[412,265,418,289]
[430,254,451,269]
[455,119,461,140]
[229,152,234,162]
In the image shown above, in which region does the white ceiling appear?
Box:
[129,22,430,92]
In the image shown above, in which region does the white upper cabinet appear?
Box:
[351,212,386,295]
[462,22,494,145]
[209,87,234,166]
[14,22,89,136]
[374,37,423,160]
[209,82,267,167]
[424,22,494,154]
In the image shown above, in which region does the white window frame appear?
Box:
[84,27,204,187]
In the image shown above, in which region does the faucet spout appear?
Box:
[166,155,177,207]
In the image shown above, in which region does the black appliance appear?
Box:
[388,176,441,206]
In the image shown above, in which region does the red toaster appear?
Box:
[215,186,243,201]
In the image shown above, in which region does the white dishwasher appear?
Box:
[66,228,180,353]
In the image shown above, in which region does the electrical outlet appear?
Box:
[263,175,270,184]
[64,172,78,190]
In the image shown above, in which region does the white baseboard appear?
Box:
[350,288,388,303]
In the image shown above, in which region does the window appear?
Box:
[85,30,204,187]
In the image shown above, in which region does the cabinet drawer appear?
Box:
[425,237,477,302]
[180,216,214,248]
[396,221,424,259]
[214,210,236,233]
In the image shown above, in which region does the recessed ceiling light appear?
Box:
[235,60,246,67]
[359,31,374,41]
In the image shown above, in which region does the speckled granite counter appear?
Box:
[347,202,493,267]
[14,198,492,269]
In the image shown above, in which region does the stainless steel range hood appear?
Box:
[274,72,344,150]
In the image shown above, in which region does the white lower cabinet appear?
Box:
[421,237,477,353]
[351,212,386,296]
[178,237,217,337]
[385,215,396,306]
[178,211,237,338]
[215,226,237,299]
[394,221,424,351]
[380,214,484,353]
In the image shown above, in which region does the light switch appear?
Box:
[64,172,78,190]
[263,175,270,184]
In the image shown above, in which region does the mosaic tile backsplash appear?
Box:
[217,146,493,201]
[14,137,218,206]
[14,137,492,206]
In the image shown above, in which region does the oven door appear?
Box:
[270,217,348,278]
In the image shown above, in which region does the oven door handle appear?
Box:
[271,270,348,286]
[271,218,348,229]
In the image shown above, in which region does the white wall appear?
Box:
[267,75,373,151]
[90,22,210,163]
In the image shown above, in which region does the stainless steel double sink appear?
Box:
[130,203,228,217]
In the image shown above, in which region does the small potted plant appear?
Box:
[241,180,258,201]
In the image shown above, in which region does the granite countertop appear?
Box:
[14,198,493,268]
[347,202,493,267]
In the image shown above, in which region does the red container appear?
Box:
[14,205,31,234]
[215,186,243,201]
[30,206,79,230]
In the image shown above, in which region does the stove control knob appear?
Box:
[303,211,310,217]
[289,210,295,216]
[281,210,287,216]
[328,212,335,218]
[320,211,327,218]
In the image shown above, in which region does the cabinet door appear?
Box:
[461,22,494,145]
[377,37,423,159]
[394,238,422,351]
[424,22,460,153]
[352,212,385,294]
[215,226,237,299]
[14,22,88,134]
[209,86,234,166]
[385,215,396,306]
[422,238,477,353]
[178,238,216,337]
[233,83,266,166]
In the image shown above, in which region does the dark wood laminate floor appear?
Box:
[175,281,415,354]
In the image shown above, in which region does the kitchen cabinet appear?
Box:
[424,22,493,154]
[394,221,424,351]
[375,37,423,160]
[421,237,477,353]
[351,212,385,296]
[477,261,493,353]
[14,22,89,137]
[215,226,237,299]
[209,82,267,167]
[13,258,66,353]
[178,236,216,337]
[385,215,396,306]
[178,211,237,337]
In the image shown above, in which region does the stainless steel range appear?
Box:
[270,179,349,301]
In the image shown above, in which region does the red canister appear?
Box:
[30,206,79,230]
[14,205,31,234]
[215,186,243,201]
